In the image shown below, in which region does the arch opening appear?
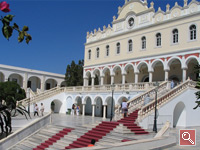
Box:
[113,67,122,84]
[169,59,181,84]
[28,76,41,92]
[93,70,100,85]
[152,61,164,82]
[95,97,103,117]
[173,102,186,127]
[51,99,62,113]
[138,63,148,82]
[186,58,199,81]
[45,79,57,90]
[103,68,111,85]
[125,65,134,83]
[85,97,92,116]
[8,73,23,87]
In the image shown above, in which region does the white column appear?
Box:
[182,68,187,82]
[23,73,28,91]
[164,70,169,81]
[41,75,45,91]
[149,72,153,83]
[111,75,114,85]
[84,78,88,86]
[82,104,85,116]
[135,73,139,83]
[103,105,106,119]
[4,76,8,82]
[91,77,95,86]
[100,76,104,86]
[122,74,126,84]
[92,105,95,117]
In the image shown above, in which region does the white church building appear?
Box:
[4,0,200,129]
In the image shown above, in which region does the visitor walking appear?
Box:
[76,105,80,116]
[40,103,44,116]
[171,80,175,89]
[34,104,39,116]
[88,139,96,147]
[71,104,75,115]
[121,98,128,117]
[144,94,151,106]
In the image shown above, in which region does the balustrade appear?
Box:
[19,81,163,108]
[138,80,196,121]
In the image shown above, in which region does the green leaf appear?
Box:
[18,32,24,43]
[25,34,32,44]
[22,26,29,31]
[13,23,19,30]
[2,18,10,27]
[2,25,13,40]
[4,15,14,22]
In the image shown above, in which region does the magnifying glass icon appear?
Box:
[182,132,194,144]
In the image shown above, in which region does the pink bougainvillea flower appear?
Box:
[0,1,10,12]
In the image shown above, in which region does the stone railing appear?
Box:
[137,80,196,121]
[19,86,65,107]
[29,88,36,97]
[19,82,160,108]
[113,81,169,121]
[127,81,169,114]
[65,82,157,93]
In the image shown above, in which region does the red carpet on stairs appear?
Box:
[117,109,149,134]
[33,128,73,150]
[65,121,119,149]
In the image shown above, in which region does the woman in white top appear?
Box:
[121,99,128,117]
[40,103,44,116]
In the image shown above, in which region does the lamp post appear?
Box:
[110,83,115,122]
[153,82,159,133]
[27,88,30,115]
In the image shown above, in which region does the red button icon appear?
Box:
[179,129,196,146]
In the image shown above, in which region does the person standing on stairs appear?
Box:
[171,80,175,89]
[122,98,128,117]
[144,94,151,106]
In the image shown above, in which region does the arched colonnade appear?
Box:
[84,54,200,86]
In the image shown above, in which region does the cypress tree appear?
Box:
[65,60,84,86]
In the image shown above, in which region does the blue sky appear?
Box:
[0,0,194,74]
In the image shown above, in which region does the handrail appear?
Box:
[128,81,168,104]
[137,80,196,121]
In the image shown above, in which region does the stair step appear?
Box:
[68,143,84,148]
[77,137,91,143]
[81,135,99,141]
[133,131,149,134]
[85,132,103,138]
[73,140,89,146]
[88,130,107,135]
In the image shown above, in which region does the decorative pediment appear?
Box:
[117,0,149,21]
[188,1,199,13]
